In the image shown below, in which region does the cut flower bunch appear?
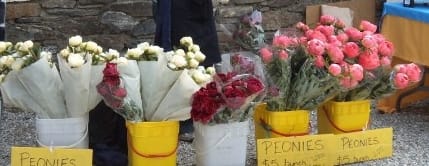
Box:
[97,37,215,122]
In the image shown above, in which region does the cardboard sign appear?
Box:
[257,134,336,166]
[11,147,92,166]
[334,128,393,165]
[257,128,393,166]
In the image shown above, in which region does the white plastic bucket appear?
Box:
[36,115,88,148]
[194,120,250,166]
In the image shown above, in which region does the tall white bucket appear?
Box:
[194,120,249,166]
[36,115,88,148]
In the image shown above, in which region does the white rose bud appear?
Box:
[0,42,7,53]
[0,74,5,83]
[180,36,193,46]
[188,59,199,68]
[19,40,34,52]
[206,66,216,75]
[171,54,187,68]
[5,42,12,48]
[137,42,150,50]
[69,35,83,47]
[194,51,206,62]
[0,56,8,66]
[115,57,128,65]
[60,48,70,58]
[68,53,85,68]
[167,63,177,70]
[106,49,120,60]
[85,41,98,52]
[4,56,15,67]
[11,58,25,71]
[147,45,163,55]
[126,48,143,59]
[192,71,207,84]
[186,52,195,59]
[189,44,200,53]
[175,49,186,57]
[96,46,103,54]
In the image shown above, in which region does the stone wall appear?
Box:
[4,0,384,53]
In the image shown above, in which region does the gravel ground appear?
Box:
[1,100,429,166]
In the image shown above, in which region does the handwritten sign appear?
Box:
[11,147,92,166]
[257,134,336,166]
[334,128,393,165]
[257,128,393,166]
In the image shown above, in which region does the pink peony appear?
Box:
[405,63,422,82]
[299,37,308,45]
[394,64,407,73]
[307,39,326,56]
[296,22,309,32]
[393,73,410,89]
[345,28,363,41]
[317,25,335,37]
[362,31,373,37]
[361,35,378,49]
[328,64,342,76]
[273,35,292,48]
[343,42,360,58]
[380,56,392,66]
[336,33,349,43]
[373,34,386,44]
[326,44,344,63]
[350,64,364,81]
[260,47,273,63]
[306,30,327,42]
[340,76,359,89]
[359,20,377,33]
[378,41,394,57]
[358,51,380,70]
[328,35,342,47]
[314,55,325,68]
[320,15,336,25]
[278,50,289,60]
[334,19,346,29]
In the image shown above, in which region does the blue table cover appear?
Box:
[382,2,429,24]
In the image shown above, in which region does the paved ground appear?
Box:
[1,100,429,165]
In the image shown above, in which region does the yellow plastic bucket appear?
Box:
[318,100,371,134]
[254,103,310,139]
[126,121,179,166]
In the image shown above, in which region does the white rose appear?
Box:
[106,49,120,60]
[4,56,15,67]
[0,56,8,67]
[67,53,85,68]
[85,41,98,52]
[137,42,150,50]
[186,52,195,59]
[96,46,103,54]
[5,42,12,48]
[167,63,177,70]
[14,42,23,50]
[69,35,83,47]
[126,48,143,59]
[206,66,216,75]
[0,74,5,83]
[60,48,70,58]
[188,59,199,68]
[175,49,186,57]
[114,57,128,65]
[0,42,7,53]
[171,54,187,68]
[18,40,34,52]
[41,51,52,60]
[194,51,206,62]
[180,36,193,46]
[189,44,200,53]
[147,45,163,55]
[11,58,25,71]
[192,71,208,84]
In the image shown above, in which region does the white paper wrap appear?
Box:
[88,64,104,110]
[118,60,143,117]
[138,55,199,121]
[194,121,250,166]
[58,55,91,117]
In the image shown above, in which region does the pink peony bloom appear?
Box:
[320,15,336,25]
[359,20,377,33]
[361,35,378,49]
[296,22,309,32]
[393,73,410,89]
[336,33,349,43]
[306,30,327,42]
[328,35,342,47]
[350,64,364,81]
[394,64,407,73]
[405,63,422,82]
[328,64,342,76]
[380,56,392,66]
[373,34,386,44]
[299,37,308,45]
[378,40,394,57]
[343,42,360,58]
[334,19,346,29]
[345,28,363,41]
[307,39,326,56]
[317,25,335,37]
[314,55,325,68]
[358,51,380,70]
[340,76,359,89]
[278,50,289,60]
[260,47,273,63]
[273,35,292,48]
[326,44,344,63]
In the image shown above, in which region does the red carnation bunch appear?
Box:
[191,72,265,124]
